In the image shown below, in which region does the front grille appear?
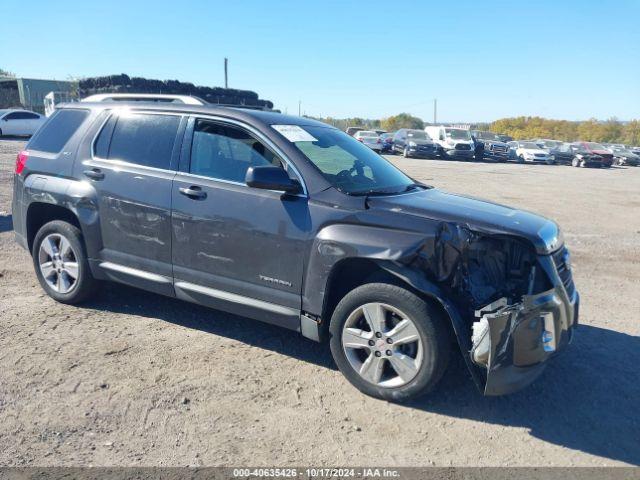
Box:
[534,153,546,158]
[417,145,435,151]
[455,143,471,150]
[552,247,575,296]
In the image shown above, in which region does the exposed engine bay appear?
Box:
[403,222,577,394]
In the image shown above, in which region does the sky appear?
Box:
[2,0,639,122]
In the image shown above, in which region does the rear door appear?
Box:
[79,110,186,295]
[171,116,309,329]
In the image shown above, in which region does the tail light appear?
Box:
[357,138,363,142]
[15,150,29,175]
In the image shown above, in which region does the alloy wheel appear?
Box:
[341,302,423,388]
[38,233,79,294]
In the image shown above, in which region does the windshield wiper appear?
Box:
[349,183,428,197]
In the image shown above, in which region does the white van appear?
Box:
[425,126,475,160]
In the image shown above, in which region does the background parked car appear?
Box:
[573,142,613,168]
[470,130,510,162]
[550,142,577,165]
[379,132,394,153]
[553,142,603,167]
[496,134,513,143]
[353,130,383,152]
[534,139,563,151]
[425,126,475,160]
[609,146,640,166]
[0,109,46,137]
[392,129,438,158]
[345,126,365,136]
[512,141,555,164]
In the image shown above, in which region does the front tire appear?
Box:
[329,283,450,402]
[403,147,410,158]
[32,220,97,304]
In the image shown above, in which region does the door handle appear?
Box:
[83,168,105,180]
[179,186,207,200]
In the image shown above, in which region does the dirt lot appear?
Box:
[0,139,638,467]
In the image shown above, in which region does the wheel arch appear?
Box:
[22,174,102,257]
[302,221,484,389]
[26,202,81,252]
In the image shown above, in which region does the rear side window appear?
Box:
[101,113,180,169]
[28,109,89,154]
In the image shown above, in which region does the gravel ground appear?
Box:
[0,139,638,467]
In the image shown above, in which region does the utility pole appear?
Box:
[224,58,228,88]
[433,98,437,124]
[298,100,301,116]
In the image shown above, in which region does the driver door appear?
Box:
[171,117,310,329]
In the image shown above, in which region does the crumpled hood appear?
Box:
[368,188,562,254]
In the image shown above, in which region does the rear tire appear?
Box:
[329,283,451,402]
[32,220,97,304]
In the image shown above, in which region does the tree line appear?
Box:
[312,113,640,146]
[489,117,640,145]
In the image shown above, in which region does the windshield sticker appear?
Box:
[272,124,317,143]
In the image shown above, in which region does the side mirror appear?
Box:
[245,165,301,194]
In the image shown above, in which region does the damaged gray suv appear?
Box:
[12,103,578,401]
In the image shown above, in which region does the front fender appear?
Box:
[302,223,430,317]
[302,222,485,390]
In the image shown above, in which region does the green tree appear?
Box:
[380,113,424,131]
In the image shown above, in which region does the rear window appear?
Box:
[98,113,180,169]
[28,109,89,154]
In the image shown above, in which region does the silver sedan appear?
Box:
[353,130,383,152]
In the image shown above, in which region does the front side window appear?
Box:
[283,125,414,195]
[104,113,180,169]
[190,119,285,183]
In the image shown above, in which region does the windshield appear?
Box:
[281,125,415,195]
[521,142,540,149]
[476,131,499,141]
[445,128,471,140]
[587,142,607,150]
[407,130,428,140]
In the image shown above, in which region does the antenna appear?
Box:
[224,58,228,88]
[433,99,437,124]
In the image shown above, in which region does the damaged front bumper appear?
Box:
[470,251,579,395]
